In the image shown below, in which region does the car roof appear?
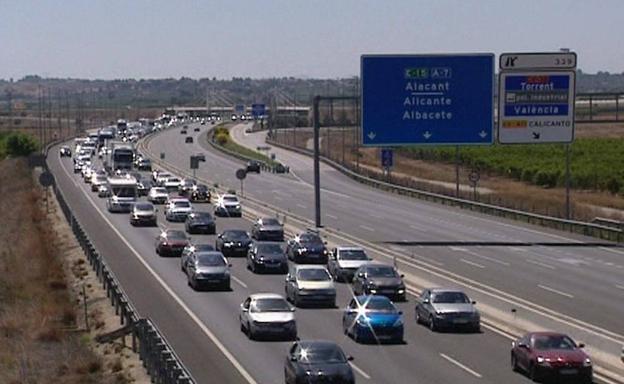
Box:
[169,198,189,202]
[355,295,393,304]
[249,293,285,300]
[336,246,364,251]
[428,288,466,294]
[526,331,569,338]
[296,340,341,349]
[195,251,224,258]
[294,265,328,271]
[362,262,393,268]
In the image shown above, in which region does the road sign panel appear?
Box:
[381,148,393,168]
[500,52,577,70]
[235,104,245,114]
[236,169,247,180]
[498,71,576,144]
[251,103,266,118]
[361,54,494,146]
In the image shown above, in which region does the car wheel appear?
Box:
[429,315,437,332]
[250,261,256,273]
[511,352,519,372]
[247,322,255,340]
[415,309,422,324]
[529,363,540,382]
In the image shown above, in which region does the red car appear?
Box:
[155,230,190,257]
[511,332,592,383]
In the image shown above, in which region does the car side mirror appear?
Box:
[347,356,354,361]
[290,307,296,312]
[423,299,430,304]
[578,343,585,348]
[398,311,403,315]
[400,274,405,278]
[240,304,248,312]
[518,343,529,349]
[228,263,232,267]
[290,355,297,362]
[471,301,477,305]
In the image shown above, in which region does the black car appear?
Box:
[251,217,284,241]
[215,230,252,257]
[137,158,152,171]
[284,341,355,384]
[185,212,216,234]
[352,262,406,301]
[136,179,152,197]
[190,184,211,202]
[246,160,261,173]
[247,242,288,273]
[185,136,193,143]
[194,127,200,132]
[59,146,72,157]
[286,231,328,264]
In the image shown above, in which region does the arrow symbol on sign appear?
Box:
[367,131,376,140]
[532,132,541,139]
[479,130,488,138]
[423,131,432,139]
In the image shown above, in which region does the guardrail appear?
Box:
[44,141,195,384]
[265,137,624,243]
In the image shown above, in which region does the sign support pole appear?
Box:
[313,96,322,228]
[455,145,460,197]
[565,144,571,220]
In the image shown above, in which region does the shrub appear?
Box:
[215,132,229,145]
[5,132,39,157]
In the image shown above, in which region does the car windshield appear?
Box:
[432,291,470,304]
[159,173,172,178]
[193,244,215,252]
[297,346,346,364]
[261,218,280,226]
[135,203,153,211]
[196,185,208,192]
[111,186,136,198]
[166,231,186,240]
[168,178,180,183]
[297,268,331,281]
[174,201,191,208]
[96,176,107,182]
[153,188,167,194]
[362,297,396,312]
[339,249,368,260]
[226,231,248,240]
[300,234,322,244]
[197,253,226,266]
[251,298,290,312]
[257,243,283,253]
[192,212,212,220]
[366,266,398,278]
[533,335,576,351]
[223,196,238,202]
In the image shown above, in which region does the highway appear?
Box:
[46,122,624,383]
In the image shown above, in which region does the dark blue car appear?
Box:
[342,295,404,344]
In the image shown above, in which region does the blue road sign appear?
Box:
[235,104,245,114]
[361,54,494,146]
[381,148,393,168]
[251,103,266,118]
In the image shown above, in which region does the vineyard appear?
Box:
[400,138,624,194]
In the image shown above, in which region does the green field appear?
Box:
[400,138,624,194]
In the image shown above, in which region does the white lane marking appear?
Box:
[538,284,574,298]
[349,362,371,380]
[296,203,307,209]
[526,259,556,270]
[509,247,528,252]
[449,246,468,252]
[599,247,624,256]
[359,225,375,232]
[417,256,445,267]
[439,353,482,378]
[57,156,258,384]
[463,249,510,267]
[459,259,485,269]
[615,284,624,290]
[409,223,429,232]
[231,275,248,289]
[325,213,338,219]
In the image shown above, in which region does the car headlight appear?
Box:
[224,242,233,247]
[224,270,230,276]
[356,316,369,325]
[393,317,403,327]
[323,249,328,255]
[297,248,306,254]
[536,356,551,366]
[583,358,592,367]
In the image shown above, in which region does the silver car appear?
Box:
[239,293,297,340]
[129,202,157,226]
[415,288,480,332]
[148,187,169,204]
[285,265,336,308]
[186,251,231,291]
[165,198,193,222]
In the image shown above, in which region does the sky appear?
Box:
[1,0,623,80]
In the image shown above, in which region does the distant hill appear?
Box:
[0,71,622,110]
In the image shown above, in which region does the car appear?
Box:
[286,231,328,264]
[97,185,110,198]
[214,194,242,217]
[180,128,187,134]
[73,161,83,173]
[239,293,296,340]
[246,160,261,173]
[285,265,336,307]
[82,166,95,182]
[342,295,404,344]
[251,217,284,241]
[59,146,72,157]
[153,171,173,185]
[185,211,216,234]
[136,158,152,171]
[155,230,190,257]
[415,288,480,332]
[189,184,211,202]
[352,262,406,301]
[90,174,108,192]
[247,242,288,273]
[327,247,372,282]
[274,162,287,173]
[163,176,182,191]
[215,230,252,257]
[147,187,169,204]
[130,202,157,226]
[185,136,193,143]
[164,198,193,222]
[194,126,200,132]
[284,341,355,384]
[136,179,152,197]
[186,251,230,291]
[180,243,216,273]
[200,120,206,125]
[511,332,592,383]
[178,178,197,196]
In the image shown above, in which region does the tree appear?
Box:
[6,132,38,157]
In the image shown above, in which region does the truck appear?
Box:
[106,176,138,213]
[107,141,135,171]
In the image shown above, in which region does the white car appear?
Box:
[147,187,169,204]
[214,194,242,217]
[91,174,108,192]
[163,176,181,191]
[165,198,193,222]
[154,171,173,185]
[239,293,297,340]
[82,166,95,182]
[284,265,336,307]
[327,247,372,282]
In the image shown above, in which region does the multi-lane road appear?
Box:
[47,121,624,383]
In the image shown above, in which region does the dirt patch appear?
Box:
[0,157,149,383]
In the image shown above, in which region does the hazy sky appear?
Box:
[1,0,622,80]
